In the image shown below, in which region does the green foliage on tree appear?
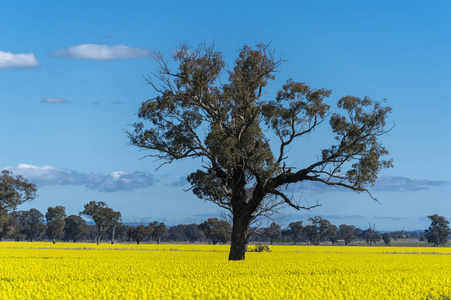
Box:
[45,206,66,244]
[128,43,393,260]
[382,232,391,246]
[339,224,357,245]
[16,209,46,242]
[127,225,150,245]
[149,221,167,244]
[327,224,339,244]
[263,222,281,245]
[0,170,37,213]
[307,216,332,245]
[287,221,304,245]
[64,215,89,243]
[198,218,231,245]
[80,201,121,245]
[0,213,16,241]
[424,214,451,246]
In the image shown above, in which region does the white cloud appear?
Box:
[41,97,71,104]
[0,51,40,69]
[4,164,157,193]
[52,44,151,60]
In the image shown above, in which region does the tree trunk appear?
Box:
[52,239,56,244]
[111,226,116,245]
[228,214,251,261]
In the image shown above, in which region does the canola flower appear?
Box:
[0,242,449,299]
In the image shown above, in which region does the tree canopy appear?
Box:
[0,170,37,213]
[129,43,393,260]
[424,214,450,246]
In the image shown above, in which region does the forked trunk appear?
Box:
[228,214,251,261]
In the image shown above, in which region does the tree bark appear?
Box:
[228,213,251,261]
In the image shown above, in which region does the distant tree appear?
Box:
[9,211,24,241]
[167,224,188,242]
[80,201,121,245]
[382,232,391,246]
[424,214,451,246]
[184,224,205,243]
[287,221,304,245]
[107,211,122,245]
[327,224,339,244]
[128,43,393,260]
[339,224,357,245]
[127,225,150,245]
[64,215,89,243]
[198,218,231,245]
[0,213,16,241]
[107,223,128,243]
[0,170,37,212]
[263,222,282,245]
[19,209,46,242]
[45,206,66,244]
[362,224,381,246]
[306,216,331,245]
[149,221,167,244]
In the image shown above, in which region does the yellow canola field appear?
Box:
[0,242,449,299]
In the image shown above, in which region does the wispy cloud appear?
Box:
[0,51,40,69]
[4,164,157,193]
[171,176,188,187]
[40,97,71,104]
[287,176,448,194]
[52,44,151,60]
[372,176,448,192]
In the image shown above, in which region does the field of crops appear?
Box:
[0,242,450,299]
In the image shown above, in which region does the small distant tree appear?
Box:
[167,225,187,242]
[327,224,339,244]
[287,221,304,245]
[149,221,167,244]
[306,216,331,245]
[362,224,381,246]
[339,224,357,245]
[107,211,122,245]
[0,213,16,241]
[127,225,150,245]
[19,209,46,242]
[45,206,66,244]
[184,224,205,243]
[198,218,231,245]
[263,222,282,245]
[64,215,89,243]
[382,232,391,246]
[424,214,451,246]
[80,201,121,245]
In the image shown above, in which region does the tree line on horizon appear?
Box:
[0,203,449,247]
[0,170,450,247]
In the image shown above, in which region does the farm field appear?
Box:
[0,242,450,299]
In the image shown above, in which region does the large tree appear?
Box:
[129,43,393,260]
[45,206,67,244]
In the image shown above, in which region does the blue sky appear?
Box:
[1,0,450,230]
